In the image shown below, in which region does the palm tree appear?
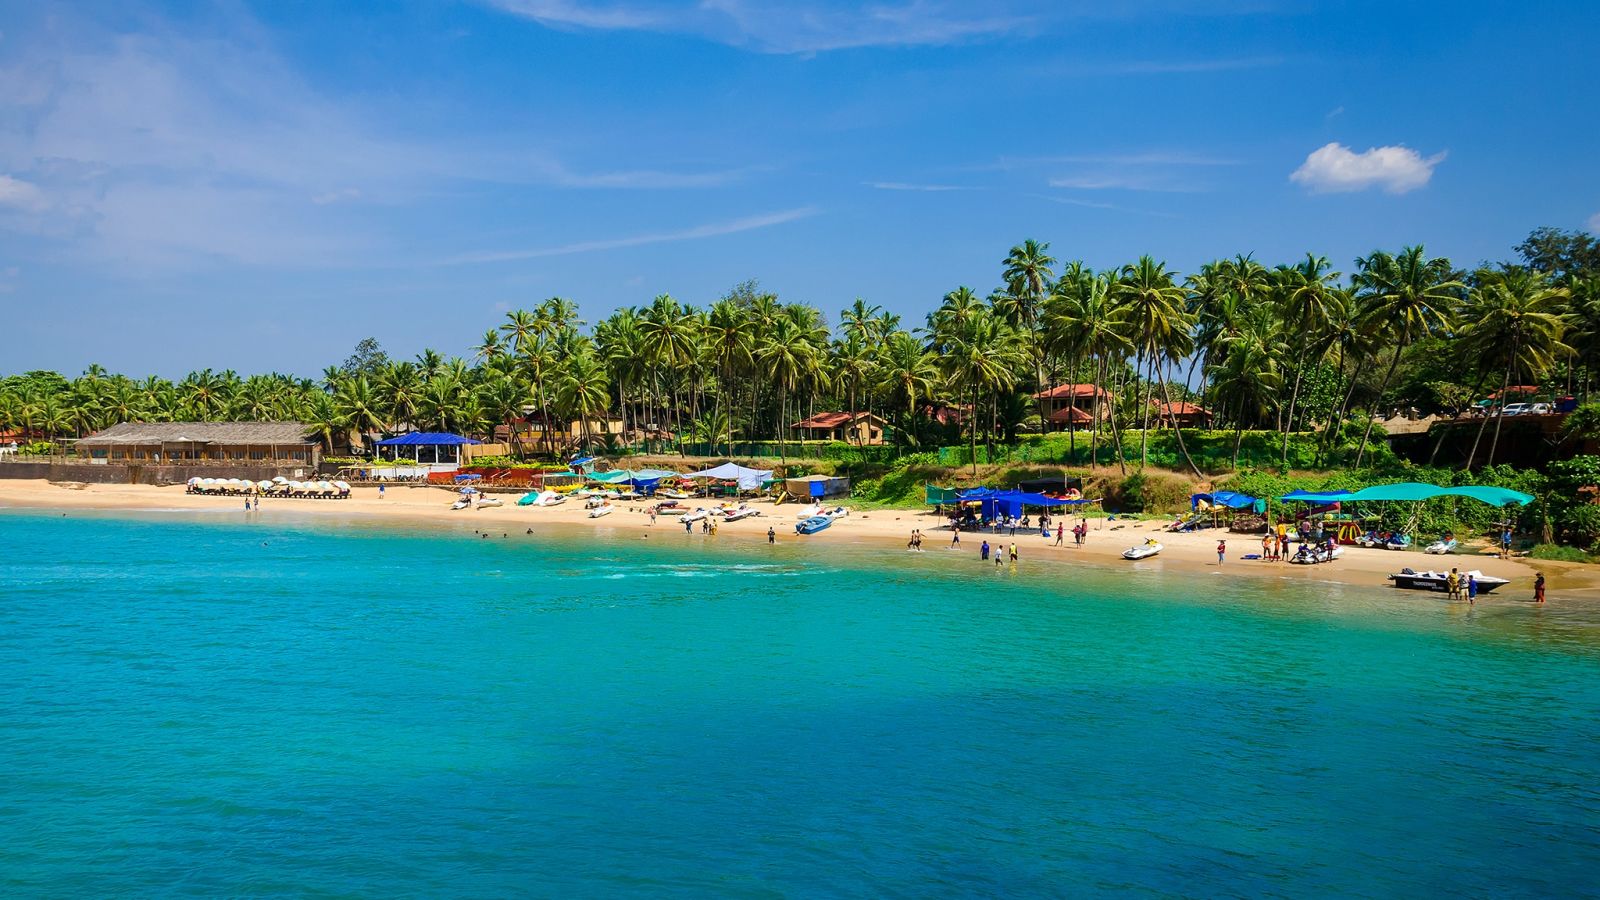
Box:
[940,308,1024,474]
[1044,270,1132,470]
[1273,254,1341,465]
[839,298,882,344]
[1349,246,1464,468]
[754,313,822,459]
[704,299,753,457]
[879,331,937,448]
[555,351,611,451]
[1212,306,1285,468]
[1461,267,1572,467]
[333,376,385,449]
[1111,256,1199,473]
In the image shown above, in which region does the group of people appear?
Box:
[978,540,1019,565]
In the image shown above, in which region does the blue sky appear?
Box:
[1,0,1596,377]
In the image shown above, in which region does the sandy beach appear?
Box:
[4,478,1588,598]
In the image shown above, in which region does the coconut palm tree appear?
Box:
[333,376,385,449]
[1273,254,1341,465]
[939,308,1024,474]
[1111,256,1199,473]
[879,330,938,448]
[1349,246,1464,468]
[1460,267,1572,467]
[1044,270,1132,470]
[555,351,611,451]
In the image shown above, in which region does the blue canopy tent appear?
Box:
[373,431,480,467]
[1191,491,1265,513]
[958,488,1100,520]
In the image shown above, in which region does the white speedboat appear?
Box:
[794,503,822,519]
[588,503,614,518]
[1388,567,1510,593]
[477,496,504,508]
[821,506,849,520]
[1122,540,1162,560]
[723,505,760,522]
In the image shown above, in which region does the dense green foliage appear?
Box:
[4,228,1598,482]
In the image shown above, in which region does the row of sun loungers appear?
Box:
[185,477,351,498]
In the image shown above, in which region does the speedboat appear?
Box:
[1423,537,1458,555]
[794,503,822,519]
[796,515,832,535]
[1122,539,1162,560]
[477,496,504,508]
[1290,543,1345,564]
[821,506,849,520]
[588,503,614,518]
[1388,567,1510,593]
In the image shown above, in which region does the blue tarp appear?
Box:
[375,432,481,446]
[1280,489,1355,504]
[1192,490,1265,513]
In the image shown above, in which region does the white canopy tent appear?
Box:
[685,462,773,492]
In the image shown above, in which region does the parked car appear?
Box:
[1527,402,1553,415]
[1500,402,1530,416]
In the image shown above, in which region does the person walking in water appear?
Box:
[1009,542,1018,563]
[767,526,776,544]
[1446,568,1461,601]
[1466,573,1479,604]
[980,540,990,561]
[950,526,960,547]
[1216,539,1226,565]
[1534,572,1546,603]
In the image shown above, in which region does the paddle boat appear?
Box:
[1423,536,1458,554]
[795,515,832,535]
[1122,539,1162,560]
[587,503,614,518]
[1388,567,1510,594]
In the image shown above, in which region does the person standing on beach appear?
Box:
[378,483,385,500]
[1261,533,1273,561]
[684,518,693,534]
[1501,528,1513,558]
[1056,523,1065,546]
[951,527,960,547]
[1216,540,1226,565]
[1534,572,1546,603]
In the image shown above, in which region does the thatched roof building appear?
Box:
[77,422,319,464]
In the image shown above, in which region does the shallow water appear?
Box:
[2,510,1597,896]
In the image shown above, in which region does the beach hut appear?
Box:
[373,432,481,471]
[784,474,851,500]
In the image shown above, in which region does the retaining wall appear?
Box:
[0,461,315,485]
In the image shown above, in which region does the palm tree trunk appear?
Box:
[1280,353,1306,467]
[969,383,979,476]
[1485,335,1521,468]
[1353,344,1405,470]
[1106,365,1127,475]
[1138,351,1154,468]
[1160,359,1204,478]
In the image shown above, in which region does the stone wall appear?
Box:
[0,460,316,485]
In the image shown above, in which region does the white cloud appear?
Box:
[1588,212,1600,234]
[1048,173,1200,193]
[442,206,819,264]
[867,181,968,192]
[485,0,1033,54]
[0,174,47,211]
[1290,142,1444,194]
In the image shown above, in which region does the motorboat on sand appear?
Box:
[796,516,832,535]
[1122,539,1162,560]
[1388,567,1510,593]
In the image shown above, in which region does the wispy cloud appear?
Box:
[866,181,971,192]
[0,12,756,270]
[485,0,1034,54]
[1048,174,1205,193]
[442,206,819,264]
[1099,56,1283,74]
[1290,142,1444,194]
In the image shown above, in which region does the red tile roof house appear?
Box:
[791,412,888,445]
[1033,384,1109,430]
[1156,401,1214,428]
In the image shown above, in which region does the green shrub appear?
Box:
[1527,543,1594,563]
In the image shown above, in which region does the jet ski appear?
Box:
[1423,537,1458,555]
[587,503,614,518]
[1122,539,1162,560]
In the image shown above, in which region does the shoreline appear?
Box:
[3,479,1592,598]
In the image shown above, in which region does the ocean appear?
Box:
[2,509,1597,897]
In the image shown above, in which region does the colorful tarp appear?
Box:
[1191,491,1265,513]
[1280,483,1532,507]
[374,432,480,446]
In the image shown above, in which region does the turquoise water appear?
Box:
[2,510,1598,897]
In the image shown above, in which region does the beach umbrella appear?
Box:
[316,481,334,493]
[333,480,350,491]
[258,480,274,491]
[272,475,289,484]
[187,477,201,486]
